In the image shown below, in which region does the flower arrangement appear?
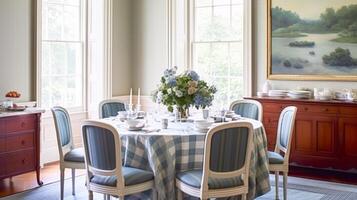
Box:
[153,67,217,118]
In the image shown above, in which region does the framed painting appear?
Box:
[267,0,357,81]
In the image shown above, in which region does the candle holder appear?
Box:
[136,104,142,112]
[128,104,134,112]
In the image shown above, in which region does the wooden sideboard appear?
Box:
[0,109,44,185]
[245,97,357,173]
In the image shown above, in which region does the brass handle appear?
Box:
[304,107,309,111]
[324,108,329,112]
[21,140,25,145]
[22,159,25,164]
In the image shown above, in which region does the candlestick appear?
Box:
[138,88,141,105]
[129,88,133,106]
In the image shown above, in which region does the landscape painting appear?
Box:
[267,0,357,80]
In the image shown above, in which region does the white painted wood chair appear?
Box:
[81,120,157,200]
[176,121,254,200]
[229,99,263,122]
[51,106,85,200]
[99,99,126,119]
[268,106,297,200]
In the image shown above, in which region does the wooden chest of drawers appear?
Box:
[246,97,357,173]
[0,113,43,185]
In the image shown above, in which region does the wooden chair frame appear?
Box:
[98,99,126,119]
[229,99,263,122]
[176,121,254,200]
[51,106,85,200]
[269,106,297,200]
[81,120,156,200]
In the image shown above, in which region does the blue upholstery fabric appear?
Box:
[101,102,126,119]
[210,127,249,172]
[82,126,116,170]
[90,167,154,186]
[64,148,85,163]
[176,170,243,189]
[279,110,294,148]
[268,151,284,164]
[52,108,71,146]
[231,102,260,120]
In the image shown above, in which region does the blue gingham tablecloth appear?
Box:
[105,119,271,200]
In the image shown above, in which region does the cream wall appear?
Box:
[0,0,35,101]
[252,0,357,94]
[131,0,168,95]
[112,0,132,96]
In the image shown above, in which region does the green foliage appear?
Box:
[271,7,301,31]
[322,48,357,66]
[289,41,315,47]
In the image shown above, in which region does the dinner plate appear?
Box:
[127,125,145,131]
[7,106,26,111]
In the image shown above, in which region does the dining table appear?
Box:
[103,117,271,200]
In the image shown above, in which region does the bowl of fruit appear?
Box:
[4,91,26,111]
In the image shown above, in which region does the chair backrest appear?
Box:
[81,120,124,190]
[275,106,297,163]
[99,99,126,119]
[201,121,254,195]
[229,99,263,122]
[51,106,74,161]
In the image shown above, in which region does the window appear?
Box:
[41,0,85,109]
[190,0,249,109]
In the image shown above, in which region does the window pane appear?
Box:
[195,0,211,7]
[230,42,243,76]
[43,4,62,40]
[231,5,243,41]
[63,5,80,40]
[212,6,231,41]
[213,0,230,6]
[195,7,212,41]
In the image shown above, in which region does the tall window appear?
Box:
[41,0,85,109]
[191,0,246,108]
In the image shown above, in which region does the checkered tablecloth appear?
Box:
[107,119,271,200]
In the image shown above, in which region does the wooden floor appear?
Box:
[0,162,85,198]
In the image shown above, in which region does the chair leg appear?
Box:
[152,188,157,200]
[283,172,288,200]
[241,194,247,200]
[177,188,183,200]
[71,168,75,195]
[118,196,125,200]
[60,168,65,200]
[275,171,279,200]
[88,191,93,200]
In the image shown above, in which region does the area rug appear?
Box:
[1,175,357,200]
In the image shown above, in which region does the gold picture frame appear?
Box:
[267,0,357,81]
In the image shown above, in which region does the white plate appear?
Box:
[194,127,209,133]
[127,125,145,131]
[289,90,311,95]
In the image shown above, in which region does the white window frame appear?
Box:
[36,0,88,113]
[168,0,252,96]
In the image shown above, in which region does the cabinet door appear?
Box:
[293,118,315,154]
[339,118,357,168]
[316,118,337,156]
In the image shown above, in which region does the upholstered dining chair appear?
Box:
[268,106,297,200]
[176,121,254,200]
[81,120,157,200]
[229,99,263,122]
[99,99,126,119]
[51,106,85,200]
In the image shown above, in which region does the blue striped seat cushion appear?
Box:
[176,169,243,189]
[268,151,284,164]
[90,167,154,186]
[64,148,85,163]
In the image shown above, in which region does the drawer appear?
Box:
[340,107,357,115]
[0,120,5,135]
[0,154,5,177]
[263,113,280,128]
[262,103,287,113]
[6,132,34,152]
[0,137,5,153]
[5,115,36,133]
[5,150,35,175]
[297,105,338,114]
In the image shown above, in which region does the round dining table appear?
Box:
[103,118,271,200]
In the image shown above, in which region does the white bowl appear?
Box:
[257,92,268,97]
[194,119,214,130]
[126,119,144,128]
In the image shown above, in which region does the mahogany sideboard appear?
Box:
[245,97,357,173]
[0,109,45,185]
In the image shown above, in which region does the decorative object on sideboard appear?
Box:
[3,91,26,111]
[262,80,272,93]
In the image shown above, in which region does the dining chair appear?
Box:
[51,106,85,200]
[268,106,297,200]
[99,99,126,119]
[176,121,254,200]
[229,99,263,122]
[81,120,157,200]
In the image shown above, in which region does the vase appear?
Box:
[177,106,189,121]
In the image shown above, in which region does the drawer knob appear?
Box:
[324,108,329,111]
[21,140,25,145]
[22,159,25,164]
[304,107,309,111]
